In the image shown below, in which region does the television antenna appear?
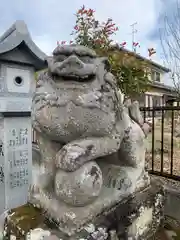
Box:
[130,22,138,52]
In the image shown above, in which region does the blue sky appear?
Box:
[149,0,178,41]
[0,0,172,66]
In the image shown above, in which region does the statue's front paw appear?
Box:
[56,142,94,171]
[55,161,103,206]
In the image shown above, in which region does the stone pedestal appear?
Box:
[5,179,165,240]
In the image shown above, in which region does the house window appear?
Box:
[156,72,160,82]
[151,70,161,82]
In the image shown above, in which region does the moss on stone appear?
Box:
[7,203,45,237]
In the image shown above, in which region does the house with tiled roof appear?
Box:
[117,47,176,107]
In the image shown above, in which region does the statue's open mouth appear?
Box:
[60,74,95,82]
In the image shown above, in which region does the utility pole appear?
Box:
[130,22,138,52]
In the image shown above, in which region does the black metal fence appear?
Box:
[140,106,180,181]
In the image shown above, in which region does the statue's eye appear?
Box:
[79,57,93,63]
[54,55,67,62]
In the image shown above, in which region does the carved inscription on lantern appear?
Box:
[4,117,32,210]
[8,127,30,187]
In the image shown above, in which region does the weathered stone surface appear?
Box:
[5,180,164,239]
[81,179,165,240]
[165,186,180,222]
[30,44,150,232]
[55,161,103,206]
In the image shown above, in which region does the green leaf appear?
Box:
[71,5,151,97]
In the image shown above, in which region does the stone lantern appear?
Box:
[0,20,47,214]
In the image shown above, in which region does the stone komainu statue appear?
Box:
[31,45,150,232]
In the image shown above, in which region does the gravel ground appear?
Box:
[150,174,180,189]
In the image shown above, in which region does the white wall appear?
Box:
[161,72,172,86]
[147,63,172,87]
[6,67,31,93]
